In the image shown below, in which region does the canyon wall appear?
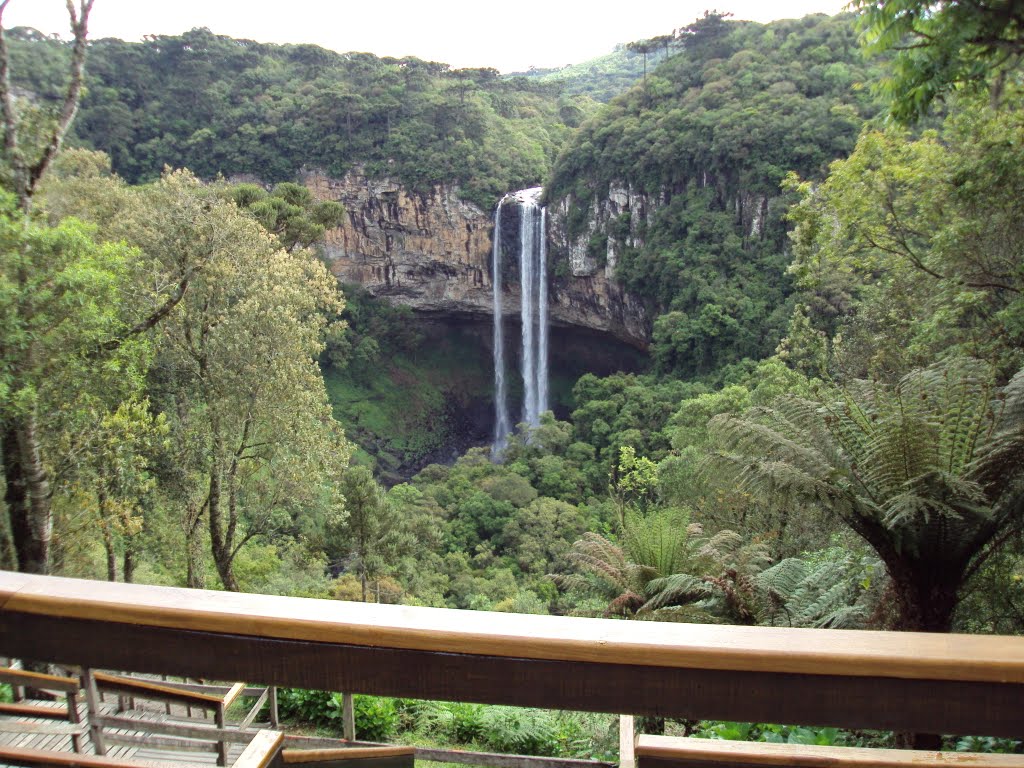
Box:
[302,168,649,348]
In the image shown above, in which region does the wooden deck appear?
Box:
[0,694,262,766]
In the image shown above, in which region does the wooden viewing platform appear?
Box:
[1,572,1023,765]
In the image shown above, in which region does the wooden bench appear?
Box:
[281,746,415,768]
[0,728,283,768]
[0,666,87,753]
[634,734,1024,768]
[84,670,275,766]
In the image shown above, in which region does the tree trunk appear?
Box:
[0,484,16,571]
[184,502,205,589]
[122,538,136,583]
[4,414,53,574]
[98,489,117,581]
[101,524,116,581]
[887,557,962,633]
[208,456,238,592]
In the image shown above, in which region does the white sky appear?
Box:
[6,1,851,73]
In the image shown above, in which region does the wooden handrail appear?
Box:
[634,735,1024,767]
[236,730,285,768]
[91,671,224,706]
[2,572,1024,739]
[0,729,285,768]
[1,572,1021,684]
[0,667,80,692]
[283,747,415,763]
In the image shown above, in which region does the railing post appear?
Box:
[619,715,635,768]
[67,688,83,754]
[215,702,229,766]
[81,669,107,756]
[342,693,355,741]
[269,686,279,729]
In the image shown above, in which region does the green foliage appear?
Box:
[853,0,1024,122]
[955,736,1023,754]
[225,181,345,252]
[693,721,845,746]
[353,695,399,741]
[478,707,561,756]
[554,507,770,622]
[328,466,411,601]
[276,689,398,740]
[9,29,583,209]
[410,700,487,743]
[784,102,1024,380]
[956,542,1024,634]
[276,688,340,725]
[323,295,493,481]
[707,357,1024,631]
[508,45,670,103]
[756,546,882,628]
[549,13,882,376]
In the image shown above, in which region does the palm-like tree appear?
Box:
[554,509,705,618]
[554,509,771,622]
[708,358,1024,632]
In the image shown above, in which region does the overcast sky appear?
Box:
[6,1,851,73]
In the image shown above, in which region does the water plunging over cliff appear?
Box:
[492,187,549,452]
[491,203,512,451]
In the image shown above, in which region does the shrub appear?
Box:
[354,695,399,741]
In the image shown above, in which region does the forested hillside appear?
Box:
[506,44,669,103]
[7,26,593,209]
[549,13,885,379]
[3,2,1024,755]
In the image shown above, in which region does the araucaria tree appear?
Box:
[709,358,1024,632]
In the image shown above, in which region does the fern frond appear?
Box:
[643,573,712,610]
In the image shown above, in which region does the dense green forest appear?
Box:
[3,0,1024,757]
[507,44,670,103]
[7,26,593,209]
[548,12,885,378]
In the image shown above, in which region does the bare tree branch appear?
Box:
[0,1,20,169]
[98,273,192,352]
[25,0,95,205]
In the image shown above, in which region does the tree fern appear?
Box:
[757,549,882,629]
[707,357,1024,631]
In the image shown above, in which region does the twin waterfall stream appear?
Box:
[492,187,549,454]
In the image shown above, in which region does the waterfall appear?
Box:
[537,206,549,418]
[492,202,511,453]
[520,193,537,427]
[491,187,548,454]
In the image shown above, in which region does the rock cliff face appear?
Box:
[547,180,771,279]
[302,168,649,348]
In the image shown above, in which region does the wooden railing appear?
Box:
[1,572,1023,741]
